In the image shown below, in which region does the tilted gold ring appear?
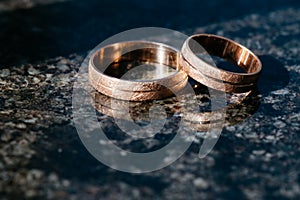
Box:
[181,34,262,92]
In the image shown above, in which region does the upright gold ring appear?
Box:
[89,41,188,101]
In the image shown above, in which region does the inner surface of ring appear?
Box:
[188,36,260,73]
[93,44,179,81]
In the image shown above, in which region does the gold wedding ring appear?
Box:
[89,34,262,100]
[181,34,262,93]
[89,41,188,101]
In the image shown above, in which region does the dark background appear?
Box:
[0,0,299,67]
[1,1,300,199]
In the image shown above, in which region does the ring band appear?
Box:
[181,34,262,92]
[89,41,188,101]
[181,59,255,93]
[92,76,188,101]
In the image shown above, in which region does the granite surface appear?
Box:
[0,1,300,200]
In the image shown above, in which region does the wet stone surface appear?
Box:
[1,4,300,200]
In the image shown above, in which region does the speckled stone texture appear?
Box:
[1,3,300,200]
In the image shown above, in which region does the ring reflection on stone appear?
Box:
[91,89,259,132]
